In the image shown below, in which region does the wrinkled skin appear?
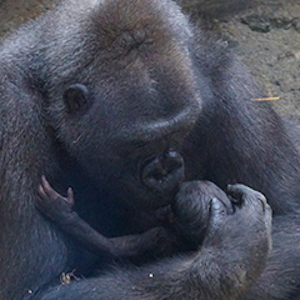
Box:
[0,0,300,299]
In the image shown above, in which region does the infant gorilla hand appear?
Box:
[36,176,76,223]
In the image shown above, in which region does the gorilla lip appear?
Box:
[141,150,185,195]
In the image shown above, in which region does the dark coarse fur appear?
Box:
[0,0,299,299]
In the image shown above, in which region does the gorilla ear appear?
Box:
[63,83,89,113]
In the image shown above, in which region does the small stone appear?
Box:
[293,18,300,32]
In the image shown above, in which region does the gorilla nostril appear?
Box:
[141,150,185,194]
[163,149,184,173]
[148,162,166,181]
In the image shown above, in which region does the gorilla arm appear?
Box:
[38,183,272,300]
[36,176,171,258]
[237,214,300,300]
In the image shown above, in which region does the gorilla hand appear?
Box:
[171,181,234,249]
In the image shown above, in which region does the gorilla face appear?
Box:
[46,5,202,210]
[56,69,202,210]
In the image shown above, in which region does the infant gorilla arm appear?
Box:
[36,178,271,263]
[35,177,231,257]
[36,176,170,258]
[39,181,272,300]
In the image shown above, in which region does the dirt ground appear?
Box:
[0,0,299,116]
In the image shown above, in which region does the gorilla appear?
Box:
[0,0,299,299]
[36,179,272,300]
[35,177,268,263]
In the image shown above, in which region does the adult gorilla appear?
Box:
[0,0,298,299]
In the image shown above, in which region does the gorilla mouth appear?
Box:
[141,149,185,196]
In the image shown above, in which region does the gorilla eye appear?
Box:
[63,83,89,113]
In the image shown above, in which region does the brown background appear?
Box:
[0,0,299,116]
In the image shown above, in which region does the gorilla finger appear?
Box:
[37,184,47,200]
[209,197,227,226]
[41,176,57,198]
[264,204,273,231]
[36,185,51,213]
[67,187,75,206]
[257,192,267,210]
[242,191,268,213]
[41,175,51,190]
[227,184,266,210]
[41,175,70,204]
[227,184,252,204]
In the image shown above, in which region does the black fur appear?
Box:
[0,0,299,299]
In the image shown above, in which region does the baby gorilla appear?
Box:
[36,176,171,258]
[36,177,269,259]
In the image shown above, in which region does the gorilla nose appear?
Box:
[141,149,184,195]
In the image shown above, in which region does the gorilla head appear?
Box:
[43,0,203,210]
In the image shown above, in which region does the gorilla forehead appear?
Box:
[44,0,202,155]
[92,0,192,45]
[44,0,195,96]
